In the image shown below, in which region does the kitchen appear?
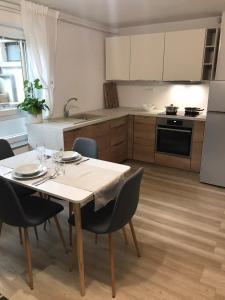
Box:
[1,1,225,300]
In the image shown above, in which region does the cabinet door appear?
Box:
[130,33,165,80]
[191,121,205,172]
[133,116,156,163]
[110,117,128,163]
[105,36,130,80]
[163,29,206,81]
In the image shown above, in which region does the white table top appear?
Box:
[0,150,130,204]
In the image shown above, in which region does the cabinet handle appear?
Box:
[112,140,126,147]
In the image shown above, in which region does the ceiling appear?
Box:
[14,0,225,28]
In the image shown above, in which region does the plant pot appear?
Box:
[27,113,43,124]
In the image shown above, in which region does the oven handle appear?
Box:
[157,127,192,133]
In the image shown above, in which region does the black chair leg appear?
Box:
[95,234,98,244]
[34,226,39,241]
[0,221,2,236]
[22,228,33,289]
[129,220,141,258]
[108,233,116,298]
[18,227,23,244]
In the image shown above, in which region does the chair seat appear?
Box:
[20,196,64,227]
[68,200,115,234]
[12,183,34,198]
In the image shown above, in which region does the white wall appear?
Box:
[53,21,106,117]
[118,82,209,111]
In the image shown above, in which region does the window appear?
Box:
[0,37,27,110]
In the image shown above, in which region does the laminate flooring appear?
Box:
[1,161,225,300]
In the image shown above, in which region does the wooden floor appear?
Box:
[1,161,225,300]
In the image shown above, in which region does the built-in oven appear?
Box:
[156,118,193,157]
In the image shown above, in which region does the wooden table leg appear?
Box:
[73,203,85,296]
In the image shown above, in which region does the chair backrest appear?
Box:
[0,139,14,160]
[109,167,144,232]
[72,137,98,159]
[0,176,28,227]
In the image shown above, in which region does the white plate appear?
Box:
[61,151,80,161]
[12,167,47,180]
[15,163,42,176]
[59,154,82,163]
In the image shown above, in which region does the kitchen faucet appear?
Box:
[63,97,78,118]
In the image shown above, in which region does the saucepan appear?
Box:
[165,104,179,115]
[185,107,204,117]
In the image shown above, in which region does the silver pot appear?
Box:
[165,104,178,115]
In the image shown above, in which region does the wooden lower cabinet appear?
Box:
[64,121,110,161]
[191,121,205,172]
[63,117,128,163]
[109,117,128,163]
[133,116,156,163]
[63,115,205,172]
[155,153,191,170]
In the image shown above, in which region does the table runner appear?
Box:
[54,164,123,210]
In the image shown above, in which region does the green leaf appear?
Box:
[19,78,49,115]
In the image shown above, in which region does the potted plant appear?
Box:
[17,79,49,123]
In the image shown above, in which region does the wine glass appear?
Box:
[36,145,45,167]
[53,148,65,175]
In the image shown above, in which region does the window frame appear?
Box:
[0,36,28,117]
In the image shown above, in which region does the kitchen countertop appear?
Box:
[31,107,206,133]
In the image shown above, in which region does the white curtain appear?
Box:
[20,0,59,117]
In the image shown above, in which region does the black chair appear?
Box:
[0,176,67,289]
[0,139,39,240]
[68,167,144,297]
[72,137,98,159]
[0,139,34,198]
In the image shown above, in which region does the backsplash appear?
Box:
[117,82,209,112]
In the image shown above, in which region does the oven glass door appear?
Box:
[157,126,192,156]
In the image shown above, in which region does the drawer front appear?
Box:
[133,144,155,163]
[134,116,156,146]
[110,140,128,163]
[95,135,110,153]
[134,115,156,126]
[91,121,110,137]
[155,153,191,170]
[110,116,127,129]
[64,126,92,150]
[110,124,128,146]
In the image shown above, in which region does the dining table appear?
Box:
[0,149,130,296]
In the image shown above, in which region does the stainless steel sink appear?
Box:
[72,113,105,121]
[49,113,105,125]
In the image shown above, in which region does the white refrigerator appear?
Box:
[200,80,225,187]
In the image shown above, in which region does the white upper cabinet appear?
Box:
[105,36,130,80]
[130,33,165,80]
[163,29,206,81]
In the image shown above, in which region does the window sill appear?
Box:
[0,109,26,121]
[3,132,28,149]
